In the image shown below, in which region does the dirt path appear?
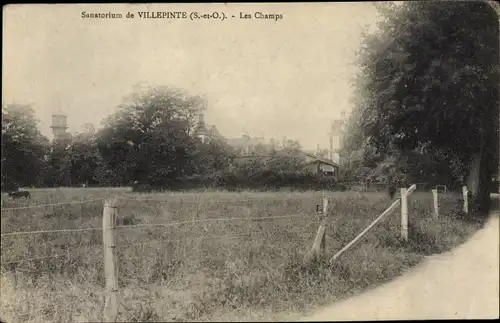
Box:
[301,199,499,321]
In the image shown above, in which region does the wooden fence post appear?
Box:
[462,185,468,214]
[400,187,408,241]
[432,189,439,218]
[320,195,328,257]
[103,198,119,322]
[304,194,329,263]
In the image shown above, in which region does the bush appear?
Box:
[168,170,345,192]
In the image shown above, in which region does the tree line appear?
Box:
[2,1,498,213]
[2,86,341,192]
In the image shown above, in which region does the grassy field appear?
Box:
[0,188,486,322]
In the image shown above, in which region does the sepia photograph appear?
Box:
[1,2,499,322]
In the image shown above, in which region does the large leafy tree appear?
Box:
[352,1,499,212]
[190,137,235,175]
[96,85,205,187]
[1,104,50,188]
[67,124,102,186]
[45,138,72,187]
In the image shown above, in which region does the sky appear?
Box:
[3,3,380,150]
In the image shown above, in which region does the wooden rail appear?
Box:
[329,198,401,264]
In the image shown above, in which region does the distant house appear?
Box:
[194,114,222,144]
[302,153,340,179]
[227,149,340,180]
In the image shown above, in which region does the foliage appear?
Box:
[96,85,205,187]
[68,129,103,186]
[344,1,499,205]
[189,137,236,175]
[1,104,50,189]
[1,85,334,191]
[45,138,73,187]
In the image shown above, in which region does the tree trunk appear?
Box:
[466,152,481,196]
[475,144,494,215]
[468,104,497,215]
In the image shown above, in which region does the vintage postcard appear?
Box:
[2,2,499,322]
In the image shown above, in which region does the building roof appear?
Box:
[304,159,340,168]
[193,114,225,139]
[209,125,222,138]
[303,153,340,167]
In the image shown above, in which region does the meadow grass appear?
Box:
[0,188,486,322]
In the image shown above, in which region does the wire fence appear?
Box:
[1,227,104,237]
[0,187,468,319]
[1,193,318,321]
[1,186,455,269]
[1,194,314,212]
[0,193,320,266]
[0,213,316,237]
[0,198,106,211]
[1,187,459,322]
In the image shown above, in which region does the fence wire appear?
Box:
[1,212,315,236]
[1,227,104,237]
[0,198,105,211]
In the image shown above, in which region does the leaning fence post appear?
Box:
[462,185,468,214]
[329,199,400,264]
[103,198,119,322]
[400,187,408,241]
[304,193,328,263]
[432,189,439,218]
